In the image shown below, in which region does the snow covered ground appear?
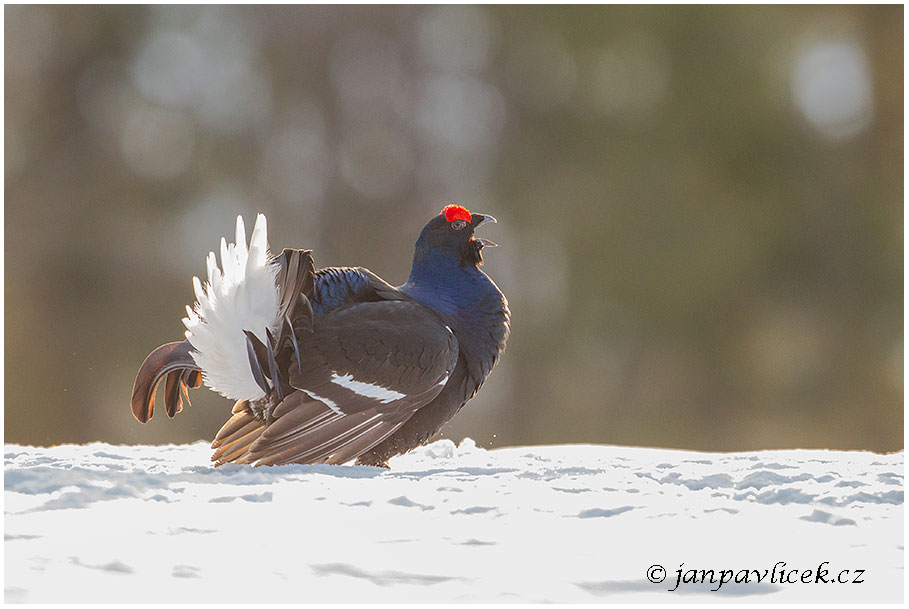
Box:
[4,439,903,603]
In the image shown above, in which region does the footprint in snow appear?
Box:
[172,565,202,578]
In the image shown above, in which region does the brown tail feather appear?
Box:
[212,403,255,446]
[274,248,315,320]
[211,403,266,466]
[131,341,200,423]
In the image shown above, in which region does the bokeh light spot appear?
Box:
[791,38,873,139]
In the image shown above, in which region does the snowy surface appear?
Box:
[4,440,903,603]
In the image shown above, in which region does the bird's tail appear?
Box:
[131,214,316,424]
[131,341,202,423]
[182,214,282,402]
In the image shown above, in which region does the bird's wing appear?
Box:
[244,300,459,466]
[241,393,406,466]
[291,300,459,415]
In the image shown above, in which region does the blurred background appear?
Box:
[5,5,903,452]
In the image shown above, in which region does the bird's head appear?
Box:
[414,205,498,267]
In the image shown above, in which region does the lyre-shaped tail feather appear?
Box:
[131,341,201,423]
[132,219,316,431]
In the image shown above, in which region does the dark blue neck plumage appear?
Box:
[400,246,494,318]
[401,242,508,388]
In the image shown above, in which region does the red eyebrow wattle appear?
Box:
[441,205,471,223]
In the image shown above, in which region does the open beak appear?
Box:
[472,213,498,247]
[473,213,497,228]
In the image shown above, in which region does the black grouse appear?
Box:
[131,205,510,467]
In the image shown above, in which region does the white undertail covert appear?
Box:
[182,214,280,401]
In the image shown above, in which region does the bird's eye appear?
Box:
[451,220,467,230]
